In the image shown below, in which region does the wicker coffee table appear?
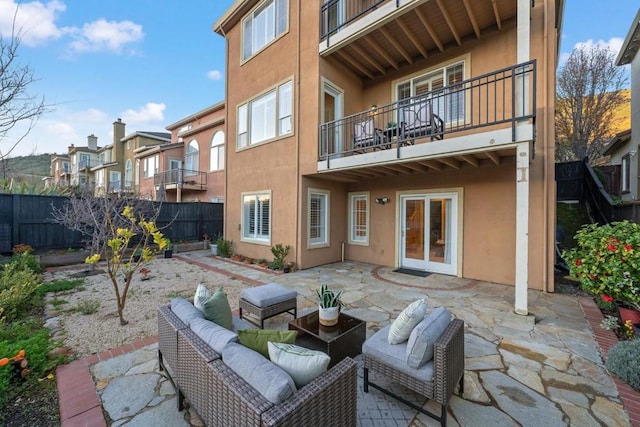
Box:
[289,311,366,368]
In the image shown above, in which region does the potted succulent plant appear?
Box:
[316,284,343,326]
[163,239,173,258]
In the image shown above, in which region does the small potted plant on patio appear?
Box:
[316,283,343,326]
[271,243,291,272]
[163,239,173,258]
[563,220,640,326]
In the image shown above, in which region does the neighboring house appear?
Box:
[47,154,71,188]
[611,8,640,201]
[602,129,632,199]
[214,0,563,314]
[143,102,225,202]
[93,119,169,197]
[68,135,101,190]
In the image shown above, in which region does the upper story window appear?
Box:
[125,159,132,186]
[62,162,70,172]
[237,80,293,149]
[210,131,225,171]
[622,153,631,193]
[396,61,465,125]
[242,0,288,61]
[185,140,199,176]
[143,155,158,178]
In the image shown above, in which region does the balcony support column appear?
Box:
[515,141,529,315]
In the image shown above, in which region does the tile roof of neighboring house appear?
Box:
[616,8,640,65]
[603,128,632,156]
[166,101,225,130]
[121,131,171,142]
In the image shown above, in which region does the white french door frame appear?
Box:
[321,78,344,155]
[397,189,462,276]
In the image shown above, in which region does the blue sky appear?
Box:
[1,0,638,157]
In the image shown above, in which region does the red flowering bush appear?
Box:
[562,220,640,311]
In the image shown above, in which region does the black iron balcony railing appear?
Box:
[320,0,388,41]
[78,159,101,169]
[154,169,207,190]
[319,60,536,162]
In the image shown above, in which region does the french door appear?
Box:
[400,193,458,275]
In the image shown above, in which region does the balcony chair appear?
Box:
[353,118,385,152]
[400,100,444,144]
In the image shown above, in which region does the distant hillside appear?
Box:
[611,89,631,135]
[0,153,52,189]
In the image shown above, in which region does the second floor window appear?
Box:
[622,154,631,193]
[242,0,287,61]
[185,140,199,176]
[210,131,225,171]
[238,80,293,149]
[125,159,132,186]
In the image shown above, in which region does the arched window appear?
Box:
[210,131,225,171]
[185,140,199,176]
[125,159,132,188]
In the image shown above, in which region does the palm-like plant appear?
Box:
[316,284,343,308]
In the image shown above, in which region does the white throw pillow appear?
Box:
[406,307,452,368]
[268,342,331,388]
[388,299,426,344]
[193,284,210,312]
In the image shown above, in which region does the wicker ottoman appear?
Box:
[239,283,297,328]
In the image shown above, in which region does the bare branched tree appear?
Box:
[51,192,161,257]
[555,45,628,164]
[0,12,51,174]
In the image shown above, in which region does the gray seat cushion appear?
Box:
[222,342,296,404]
[241,283,297,307]
[171,297,204,327]
[363,325,434,382]
[190,318,238,354]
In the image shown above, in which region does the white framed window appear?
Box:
[308,189,329,247]
[396,61,465,124]
[125,159,132,187]
[210,131,225,171]
[348,192,369,245]
[110,171,121,191]
[135,159,140,185]
[96,169,104,187]
[143,155,158,178]
[185,140,199,176]
[242,192,271,243]
[622,154,631,193]
[242,0,287,61]
[237,80,293,149]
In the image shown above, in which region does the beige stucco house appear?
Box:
[139,102,225,202]
[47,154,71,188]
[610,8,640,201]
[214,0,563,314]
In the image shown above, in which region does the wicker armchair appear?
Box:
[363,319,464,427]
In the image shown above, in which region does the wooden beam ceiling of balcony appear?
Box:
[364,35,400,70]
[397,16,428,60]
[335,50,374,79]
[491,0,502,30]
[418,160,443,171]
[438,157,461,169]
[459,154,480,167]
[486,151,501,166]
[462,0,481,39]
[350,44,386,75]
[414,7,445,52]
[379,27,413,65]
[435,0,462,46]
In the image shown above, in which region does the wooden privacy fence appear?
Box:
[0,194,223,253]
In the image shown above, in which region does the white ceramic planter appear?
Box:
[210,244,218,256]
[318,306,340,326]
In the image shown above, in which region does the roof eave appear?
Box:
[616,9,640,66]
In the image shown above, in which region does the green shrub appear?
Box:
[216,239,233,258]
[9,252,42,274]
[0,268,40,323]
[0,318,65,411]
[37,279,84,295]
[606,339,640,391]
[76,299,100,315]
[270,243,291,270]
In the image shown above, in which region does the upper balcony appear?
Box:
[318,61,535,175]
[78,159,101,171]
[154,169,207,191]
[319,0,517,80]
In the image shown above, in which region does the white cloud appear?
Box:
[0,0,65,46]
[120,102,165,124]
[67,18,144,54]
[574,37,625,56]
[207,70,222,81]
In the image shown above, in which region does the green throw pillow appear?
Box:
[202,288,233,330]
[238,329,297,358]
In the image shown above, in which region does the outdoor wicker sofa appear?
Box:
[158,302,358,427]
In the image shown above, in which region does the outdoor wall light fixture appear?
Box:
[375,197,390,205]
